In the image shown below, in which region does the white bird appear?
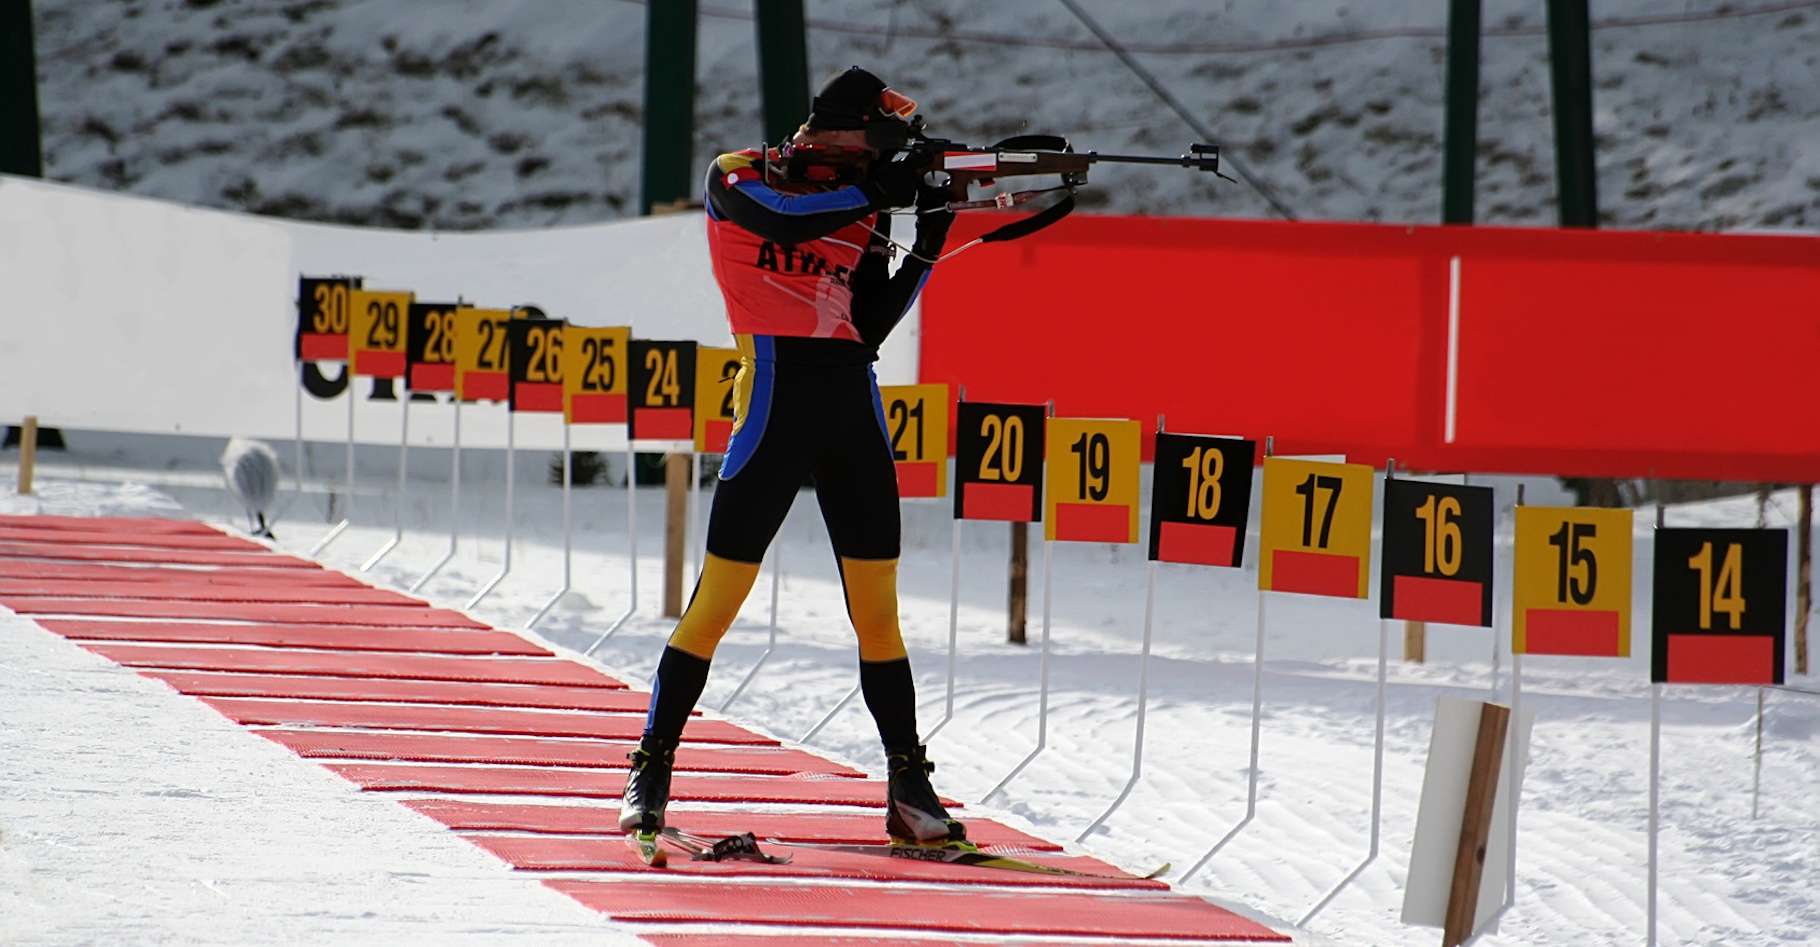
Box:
[221,437,281,539]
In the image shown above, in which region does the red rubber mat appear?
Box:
[5,598,484,627]
[548,880,1288,942]
[330,764,918,807]
[642,937,1115,947]
[471,835,1157,891]
[0,561,357,586]
[260,730,856,777]
[402,799,1058,851]
[0,514,221,535]
[140,672,649,711]
[46,620,547,655]
[0,541,317,568]
[0,526,262,550]
[0,579,421,605]
[199,698,765,744]
[87,646,619,687]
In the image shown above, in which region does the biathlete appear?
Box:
[620,67,965,849]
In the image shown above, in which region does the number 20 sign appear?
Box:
[879,384,949,499]
[1044,419,1140,544]
[1512,506,1633,657]
[954,401,1045,522]
[1258,457,1375,598]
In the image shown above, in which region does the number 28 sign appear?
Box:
[1258,457,1375,598]
[1044,419,1139,544]
[1513,506,1633,656]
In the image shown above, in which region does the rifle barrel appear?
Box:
[1084,151,1219,170]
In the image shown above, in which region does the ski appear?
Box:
[661,828,792,864]
[628,829,667,867]
[764,837,1170,882]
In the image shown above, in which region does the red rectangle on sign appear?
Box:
[513,382,564,413]
[1271,550,1361,598]
[570,393,627,424]
[355,350,406,378]
[1055,503,1131,543]
[409,363,455,392]
[701,419,733,453]
[463,371,508,401]
[1157,522,1236,566]
[1393,575,1484,626]
[1524,608,1621,656]
[895,461,939,498]
[300,333,347,361]
[1666,634,1776,685]
[635,407,693,440]
[962,482,1034,522]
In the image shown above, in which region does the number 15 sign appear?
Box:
[1513,506,1633,657]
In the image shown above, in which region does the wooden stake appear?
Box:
[17,416,37,495]
[1798,485,1812,677]
[1405,620,1427,663]
[1007,521,1029,645]
[662,452,688,618]
[1443,701,1511,946]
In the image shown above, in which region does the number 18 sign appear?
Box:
[1148,433,1255,567]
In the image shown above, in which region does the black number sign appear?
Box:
[1148,432,1255,567]
[1651,527,1787,685]
[953,401,1045,522]
[507,317,565,412]
[1379,478,1494,626]
[628,339,699,441]
[405,301,459,392]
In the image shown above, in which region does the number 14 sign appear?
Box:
[1652,528,1787,685]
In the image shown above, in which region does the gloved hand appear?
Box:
[860,159,921,209]
[912,182,955,257]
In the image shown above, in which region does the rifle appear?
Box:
[895,117,1235,249]
[775,115,1230,254]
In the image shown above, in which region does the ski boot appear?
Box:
[885,744,967,846]
[620,735,676,866]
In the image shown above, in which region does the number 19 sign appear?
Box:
[1044,419,1139,544]
[1513,506,1633,657]
[1258,457,1375,598]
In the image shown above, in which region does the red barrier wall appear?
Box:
[919,215,1820,481]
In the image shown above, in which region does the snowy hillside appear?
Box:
[32,0,1820,231]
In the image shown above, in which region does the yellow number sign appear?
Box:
[1512,506,1633,656]
[348,289,413,378]
[1257,457,1375,598]
[879,383,949,499]
[1043,418,1140,543]
[561,326,631,424]
[454,307,512,401]
[692,347,742,452]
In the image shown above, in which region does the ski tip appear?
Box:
[1142,862,1173,880]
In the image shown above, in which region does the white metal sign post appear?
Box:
[584,442,640,655]
[526,421,573,628]
[409,398,461,594]
[465,408,514,610]
[307,380,356,556]
[720,545,781,712]
[360,392,410,572]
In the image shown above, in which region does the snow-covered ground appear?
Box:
[32,0,1820,231]
[3,439,1815,945]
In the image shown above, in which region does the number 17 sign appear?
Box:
[1258,457,1375,598]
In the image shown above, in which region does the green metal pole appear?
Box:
[641,0,698,215]
[1,0,43,178]
[1545,0,1598,227]
[754,0,811,146]
[1441,0,1481,224]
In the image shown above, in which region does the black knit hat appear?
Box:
[805,66,889,131]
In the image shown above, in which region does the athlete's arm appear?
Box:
[704,154,878,246]
[851,194,953,349]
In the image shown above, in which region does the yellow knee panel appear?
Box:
[667,553,763,660]
[840,556,907,662]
